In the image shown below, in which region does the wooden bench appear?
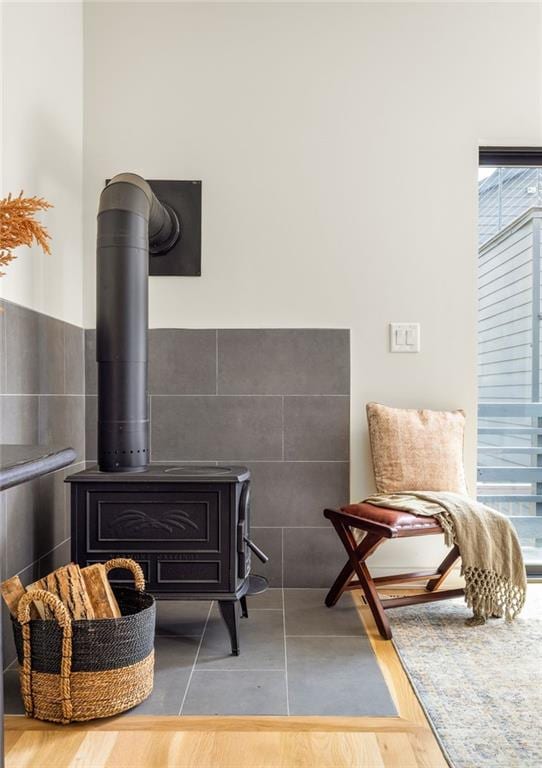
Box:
[324,503,464,639]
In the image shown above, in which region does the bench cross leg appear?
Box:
[326,515,393,640]
[324,508,464,641]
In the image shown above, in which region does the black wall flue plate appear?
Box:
[105,178,202,276]
[148,180,201,276]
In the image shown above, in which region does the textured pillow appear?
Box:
[366,402,467,494]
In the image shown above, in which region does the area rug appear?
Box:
[391,585,542,768]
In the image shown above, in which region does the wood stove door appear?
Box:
[72,483,233,593]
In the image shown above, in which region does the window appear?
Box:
[478,148,542,573]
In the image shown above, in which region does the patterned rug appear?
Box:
[391,585,542,768]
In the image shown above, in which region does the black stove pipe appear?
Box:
[96,173,179,472]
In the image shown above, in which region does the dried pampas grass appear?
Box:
[0,191,53,276]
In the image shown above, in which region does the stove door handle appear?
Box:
[243,536,269,564]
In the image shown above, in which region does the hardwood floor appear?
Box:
[4,587,448,767]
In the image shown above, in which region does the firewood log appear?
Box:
[29,564,95,620]
[81,563,121,619]
[1,575,40,619]
[7,562,121,622]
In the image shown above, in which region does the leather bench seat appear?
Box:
[340,502,443,537]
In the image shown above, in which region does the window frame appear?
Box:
[478,147,542,577]
[480,147,542,167]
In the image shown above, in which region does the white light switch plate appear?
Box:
[389,322,420,353]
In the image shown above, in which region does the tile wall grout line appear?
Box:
[62,322,67,396]
[215,330,218,395]
[16,537,70,580]
[149,395,153,459]
[148,459,348,464]
[281,527,284,588]
[281,528,290,716]
[37,393,41,449]
[3,303,7,393]
[64,468,70,542]
[281,396,284,460]
[178,601,214,715]
[80,326,85,398]
[0,393,86,397]
[148,393,349,398]
[3,487,7,590]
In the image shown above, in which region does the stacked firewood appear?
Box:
[1,563,121,621]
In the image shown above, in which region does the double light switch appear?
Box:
[389,322,420,353]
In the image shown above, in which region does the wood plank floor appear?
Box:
[4,587,448,767]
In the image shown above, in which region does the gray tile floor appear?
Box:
[3,589,397,717]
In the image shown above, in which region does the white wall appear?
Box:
[83,2,541,567]
[0,2,83,326]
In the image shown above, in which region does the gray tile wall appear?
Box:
[0,299,85,668]
[0,318,350,667]
[85,329,350,589]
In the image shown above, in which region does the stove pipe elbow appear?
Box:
[96,173,179,472]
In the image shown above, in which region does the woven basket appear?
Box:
[12,558,155,724]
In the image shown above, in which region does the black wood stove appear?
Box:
[67,464,267,655]
[67,174,268,655]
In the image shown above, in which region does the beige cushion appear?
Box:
[366,402,467,494]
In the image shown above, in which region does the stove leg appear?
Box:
[240,595,248,618]
[218,600,240,656]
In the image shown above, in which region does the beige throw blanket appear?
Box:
[364,491,527,624]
